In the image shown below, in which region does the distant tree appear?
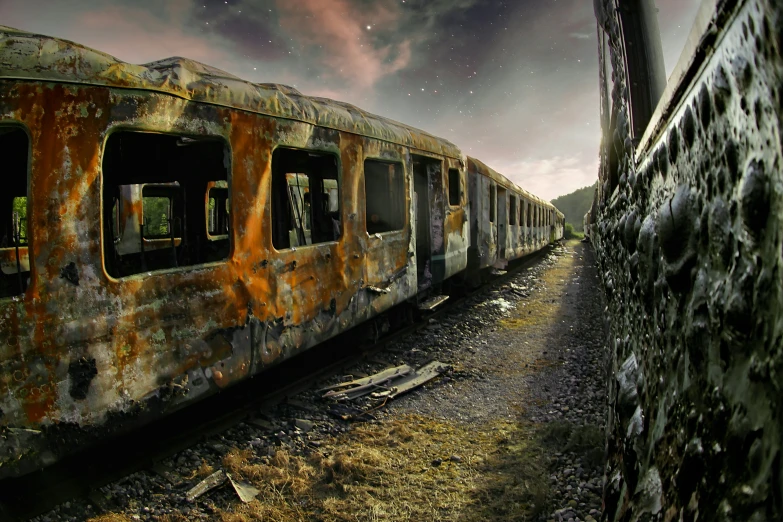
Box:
[551,182,597,232]
[564,222,582,239]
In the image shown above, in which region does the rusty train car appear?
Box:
[0,26,563,478]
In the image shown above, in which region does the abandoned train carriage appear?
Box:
[467,157,563,271]
[0,25,561,477]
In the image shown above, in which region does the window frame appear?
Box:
[270,145,343,253]
[363,156,407,236]
[100,127,233,281]
[206,180,230,240]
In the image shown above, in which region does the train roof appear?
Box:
[466,157,562,215]
[0,26,461,159]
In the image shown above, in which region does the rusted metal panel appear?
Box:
[0,26,461,161]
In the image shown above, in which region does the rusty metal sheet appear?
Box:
[0,26,461,160]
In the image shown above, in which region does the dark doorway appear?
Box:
[412,155,444,291]
[413,158,431,289]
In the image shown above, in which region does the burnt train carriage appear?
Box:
[0,25,559,477]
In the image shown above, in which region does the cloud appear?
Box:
[489,155,599,202]
[5,0,235,67]
[274,0,412,91]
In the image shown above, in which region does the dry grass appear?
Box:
[87,515,132,522]
[211,414,552,522]
[197,459,215,478]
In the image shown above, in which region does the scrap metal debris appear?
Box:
[320,364,414,400]
[227,473,260,503]
[185,469,260,503]
[321,361,449,411]
[375,360,449,400]
[186,470,227,502]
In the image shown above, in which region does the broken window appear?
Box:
[489,184,496,223]
[102,131,231,278]
[0,127,30,298]
[509,196,518,226]
[272,148,341,250]
[364,159,405,234]
[527,201,532,229]
[448,168,460,206]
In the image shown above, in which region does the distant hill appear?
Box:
[551,183,597,231]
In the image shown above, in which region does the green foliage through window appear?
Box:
[12,196,27,244]
[143,196,171,237]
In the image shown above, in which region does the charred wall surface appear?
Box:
[593,0,783,520]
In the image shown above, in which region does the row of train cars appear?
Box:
[0,26,563,478]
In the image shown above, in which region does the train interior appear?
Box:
[102,131,231,278]
[271,148,341,250]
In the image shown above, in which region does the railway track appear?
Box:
[0,244,556,522]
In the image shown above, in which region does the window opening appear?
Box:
[365,159,405,234]
[143,192,172,238]
[448,168,460,206]
[489,184,496,223]
[207,182,230,237]
[272,148,340,250]
[509,196,518,226]
[0,127,30,298]
[102,131,230,278]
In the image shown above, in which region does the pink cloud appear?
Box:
[276,0,412,91]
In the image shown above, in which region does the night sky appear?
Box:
[2,0,701,200]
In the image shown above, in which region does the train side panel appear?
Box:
[0,82,434,477]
